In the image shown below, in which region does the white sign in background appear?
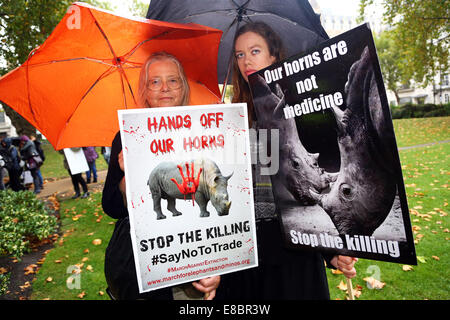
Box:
[63,148,89,175]
[118,103,258,293]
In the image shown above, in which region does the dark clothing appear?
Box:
[20,139,38,161]
[216,122,333,300]
[32,138,45,161]
[216,219,330,300]
[0,138,23,191]
[69,172,88,195]
[82,147,98,163]
[59,148,88,196]
[0,138,21,171]
[20,138,41,193]
[102,132,173,300]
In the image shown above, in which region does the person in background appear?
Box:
[19,135,42,194]
[59,148,90,199]
[83,146,98,183]
[101,146,111,165]
[102,51,220,301]
[216,22,357,300]
[0,137,23,191]
[0,135,7,190]
[30,134,45,190]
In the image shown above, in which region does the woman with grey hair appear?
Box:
[102,52,219,300]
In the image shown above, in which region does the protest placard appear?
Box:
[118,103,258,293]
[248,23,417,265]
[63,148,89,175]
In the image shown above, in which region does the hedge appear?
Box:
[0,190,58,260]
[390,103,450,119]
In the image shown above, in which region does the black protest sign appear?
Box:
[248,23,417,265]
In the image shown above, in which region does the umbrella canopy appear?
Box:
[0,2,222,149]
[146,0,329,85]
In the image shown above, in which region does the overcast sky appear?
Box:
[316,0,361,16]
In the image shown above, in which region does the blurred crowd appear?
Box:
[0,133,111,197]
[0,134,45,194]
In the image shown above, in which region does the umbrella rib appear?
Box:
[25,47,40,125]
[87,8,133,107]
[25,57,118,68]
[244,11,307,27]
[122,30,172,61]
[181,9,238,20]
[181,0,250,20]
[62,65,116,134]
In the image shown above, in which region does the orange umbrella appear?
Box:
[0,2,222,149]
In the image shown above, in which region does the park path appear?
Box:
[398,139,450,150]
[37,170,108,199]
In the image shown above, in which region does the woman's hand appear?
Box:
[118,150,124,171]
[331,255,358,278]
[118,150,127,205]
[192,276,220,300]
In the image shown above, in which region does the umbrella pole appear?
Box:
[220,64,231,102]
[346,277,354,300]
[221,18,243,103]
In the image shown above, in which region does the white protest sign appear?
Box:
[118,103,258,293]
[63,148,89,175]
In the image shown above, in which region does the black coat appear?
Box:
[102,132,173,300]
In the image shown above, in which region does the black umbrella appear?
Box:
[146,0,329,93]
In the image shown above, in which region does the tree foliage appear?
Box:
[359,0,450,87]
[374,30,405,104]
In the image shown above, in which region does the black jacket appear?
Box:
[102,132,173,300]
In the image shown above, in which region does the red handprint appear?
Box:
[171,162,202,205]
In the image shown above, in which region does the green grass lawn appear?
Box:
[30,190,115,300]
[39,144,108,180]
[327,142,449,300]
[393,116,450,148]
[29,117,450,300]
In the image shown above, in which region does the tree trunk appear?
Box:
[394,90,400,106]
[1,102,36,137]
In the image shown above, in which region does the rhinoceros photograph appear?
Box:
[248,24,416,264]
[148,158,233,220]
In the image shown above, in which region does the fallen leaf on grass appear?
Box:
[417,256,427,263]
[0,267,8,274]
[432,256,440,261]
[363,277,385,289]
[349,285,363,299]
[331,269,343,275]
[86,265,94,272]
[98,291,104,296]
[66,277,75,286]
[83,249,90,254]
[402,265,413,271]
[92,239,102,246]
[77,291,86,299]
[45,277,53,283]
[337,280,347,291]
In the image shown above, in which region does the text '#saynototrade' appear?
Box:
[150,240,243,265]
